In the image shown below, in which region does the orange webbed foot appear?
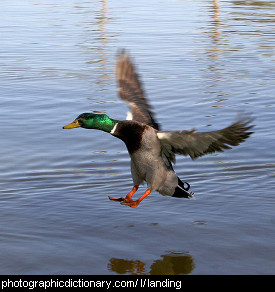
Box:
[108,185,139,204]
[109,186,151,208]
[120,200,140,208]
[121,189,151,208]
[108,196,125,202]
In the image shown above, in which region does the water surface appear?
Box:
[1,0,274,274]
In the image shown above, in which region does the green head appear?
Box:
[63,113,117,133]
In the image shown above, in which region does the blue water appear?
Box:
[0,0,274,274]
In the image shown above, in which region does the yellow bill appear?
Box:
[63,119,80,129]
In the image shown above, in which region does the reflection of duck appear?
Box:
[150,253,194,275]
[63,50,254,208]
[108,259,147,275]
[108,252,194,275]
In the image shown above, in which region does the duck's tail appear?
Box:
[172,177,194,199]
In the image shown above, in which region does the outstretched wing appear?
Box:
[157,114,254,163]
[116,50,160,130]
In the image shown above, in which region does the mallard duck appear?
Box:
[63,50,254,208]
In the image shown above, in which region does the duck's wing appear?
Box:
[157,114,254,163]
[116,50,160,130]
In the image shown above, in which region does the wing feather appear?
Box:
[116,50,160,130]
[157,114,254,161]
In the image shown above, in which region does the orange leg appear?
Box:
[121,189,151,208]
[109,185,139,202]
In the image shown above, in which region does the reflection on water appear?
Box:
[108,252,194,275]
[75,0,113,89]
[209,0,221,61]
[208,0,222,83]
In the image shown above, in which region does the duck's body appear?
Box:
[110,120,191,198]
[63,50,254,208]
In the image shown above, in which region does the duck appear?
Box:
[63,50,254,208]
